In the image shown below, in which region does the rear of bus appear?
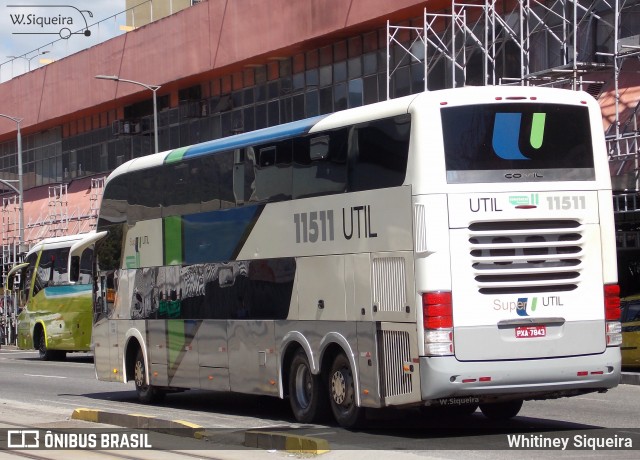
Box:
[408,87,621,410]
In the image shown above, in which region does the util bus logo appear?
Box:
[516,297,537,317]
[492,113,546,160]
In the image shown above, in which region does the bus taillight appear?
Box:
[604,284,622,347]
[422,291,454,356]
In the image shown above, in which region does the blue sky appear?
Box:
[0,0,127,81]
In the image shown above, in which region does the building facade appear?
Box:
[0,0,639,287]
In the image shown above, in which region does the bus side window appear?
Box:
[23,253,38,302]
[129,169,163,222]
[233,148,246,205]
[293,128,348,199]
[198,156,222,212]
[250,140,293,202]
[51,247,71,285]
[98,174,128,228]
[164,161,201,217]
[233,148,256,206]
[33,250,54,297]
[349,115,410,192]
[96,225,124,272]
[79,248,93,285]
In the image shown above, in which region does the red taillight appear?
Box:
[423,291,453,329]
[604,284,620,321]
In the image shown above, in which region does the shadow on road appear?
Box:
[73,388,640,450]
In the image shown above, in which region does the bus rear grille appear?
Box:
[468,219,583,294]
[372,257,407,313]
[378,330,412,399]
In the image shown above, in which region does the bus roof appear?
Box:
[27,232,95,255]
[106,114,327,185]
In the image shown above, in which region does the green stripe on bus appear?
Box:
[167,319,185,379]
[165,146,189,164]
[530,113,546,149]
[164,216,183,265]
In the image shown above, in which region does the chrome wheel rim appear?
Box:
[134,360,145,388]
[331,369,347,405]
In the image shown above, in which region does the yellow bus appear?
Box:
[8,234,95,360]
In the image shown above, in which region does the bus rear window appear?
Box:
[442,103,595,183]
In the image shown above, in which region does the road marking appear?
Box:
[24,374,67,379]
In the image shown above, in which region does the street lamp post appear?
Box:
[0,114,24,253]
[8,51,51,72]
[95,75,161,153]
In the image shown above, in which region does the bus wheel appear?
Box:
[329,353,365,428]
[134,348,165,404]
[479,400,523,420]
[37,328,54,361]
[289,350,327,423]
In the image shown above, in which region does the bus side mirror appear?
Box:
[70,256,80,283]
[6,273,16,291]
[5,263,28,291]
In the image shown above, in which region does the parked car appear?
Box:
[621,294,640,368]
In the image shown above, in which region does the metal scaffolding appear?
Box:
[388,0,640,167]
[1,194,22,346]
[48,184,69,238]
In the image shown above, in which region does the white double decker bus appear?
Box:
[88,86,621,427]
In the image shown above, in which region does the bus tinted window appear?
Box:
[442,103,595,183]
[293,128,348,199]
[249,139,293,202]
[80,248,94,284]
[128,258,295,320]
[100,115,410,228]
[51,248,70,285]
[23,252,37,301]
[96,224,124,272]
[163,161,200,215]
[98,174,129,227]
[128,168,163,222]
[350,114,410,191]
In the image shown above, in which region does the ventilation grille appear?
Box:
[414,204,428,253]
[372,257,407,312]
[468,220,583,295]
[379,330,412,398]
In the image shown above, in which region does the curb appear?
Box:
[71,409,331,454]
[621,372,640,385]
[71,408,202,435]
[242,430,329,454]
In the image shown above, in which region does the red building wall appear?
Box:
[0,0,447,140]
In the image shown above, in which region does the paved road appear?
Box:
[1,347,639,458]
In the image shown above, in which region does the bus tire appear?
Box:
[289,350,327,423]
[37,328,55,361]
[134,348,165,404]
[328,353,365,428]
[479,400,523,420]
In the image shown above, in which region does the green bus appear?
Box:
[8,234,96,360]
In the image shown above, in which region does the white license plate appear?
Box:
[515,325,546,338]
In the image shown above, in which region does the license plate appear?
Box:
[515,325,546,338]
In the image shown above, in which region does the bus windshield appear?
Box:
[442,103,594,183]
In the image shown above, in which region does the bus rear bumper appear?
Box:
[419,348,621,403]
